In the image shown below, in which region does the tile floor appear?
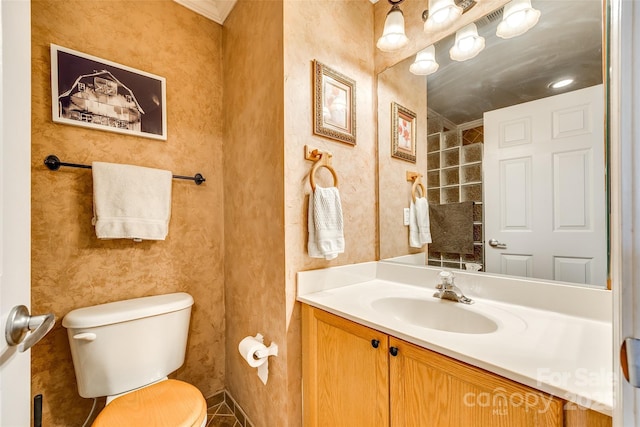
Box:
[206,390,254,427]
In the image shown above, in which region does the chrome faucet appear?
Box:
[433,271,474,305]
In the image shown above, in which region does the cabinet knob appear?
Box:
[371,339,380,349]
[389,346,399,357]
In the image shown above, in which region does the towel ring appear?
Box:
[310,154,339,191]
[411,178,426,202]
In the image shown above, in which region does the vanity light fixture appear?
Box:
[409,45,440,76]
[377,0,409,52]
[424,0,463,32]
[496,0,541,39]
[449,23,485,62]
[549,78,574,89]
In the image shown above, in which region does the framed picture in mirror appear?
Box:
[312,60,356,145]
[391,102,416,163]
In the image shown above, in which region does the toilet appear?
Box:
[62,292,207,427]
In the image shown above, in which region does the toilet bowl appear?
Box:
[62,293,207,427]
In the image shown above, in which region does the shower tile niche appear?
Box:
[426,113,485,271]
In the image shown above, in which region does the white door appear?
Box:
[0,0,32,425]
[483,85,606,286]
[616,0,640,424]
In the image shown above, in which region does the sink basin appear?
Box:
[370,297,499,334]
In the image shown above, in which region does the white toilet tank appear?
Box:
[62,292,194,398]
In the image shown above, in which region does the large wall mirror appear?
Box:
[377,0,608,288]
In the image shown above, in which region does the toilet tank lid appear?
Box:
[62,292,194,329]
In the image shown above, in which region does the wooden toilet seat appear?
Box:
[92,379,207,427]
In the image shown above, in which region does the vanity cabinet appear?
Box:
[302,304,389,426]
[302,305,611,427]
[389,336,562,426]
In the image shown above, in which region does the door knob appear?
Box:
[5,305,55,352]
[488,239,507,249]
[621,337,640,387]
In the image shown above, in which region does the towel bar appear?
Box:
[407,172,425,202]
[44,155,206,185]
[307,149,338,191]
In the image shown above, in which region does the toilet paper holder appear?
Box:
[254,343,278,359]
[251,333,278,359]
[239,333,278,385]
[239,333,278,363]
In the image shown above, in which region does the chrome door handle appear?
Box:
[622,337,640,387]
[5,305,55,352]
[488,239,507,249]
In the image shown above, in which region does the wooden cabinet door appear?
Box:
[389,337,563,427]
[564,405,612,427]
[302,305,390,427]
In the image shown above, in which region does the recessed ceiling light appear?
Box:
[549,78,574,89]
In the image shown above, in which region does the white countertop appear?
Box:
[297,261,613,416]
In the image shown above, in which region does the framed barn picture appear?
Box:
[50,44,167,140]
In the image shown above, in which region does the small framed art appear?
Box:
[313,60,356,145]
[391,102,417,163]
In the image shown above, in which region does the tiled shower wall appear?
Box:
[426,110,485,270]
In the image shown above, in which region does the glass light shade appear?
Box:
[449,23,485,61]
[377,7,409,52]
[424,0,463,32]
[409,45,439,76]
[496,0,541,39]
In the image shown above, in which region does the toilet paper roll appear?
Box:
[257,362,268,385]
[238,335,268,368]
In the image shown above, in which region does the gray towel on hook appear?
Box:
[428,201,474,255]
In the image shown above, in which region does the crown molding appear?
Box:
[173,0,237,25]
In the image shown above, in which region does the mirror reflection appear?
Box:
[377,0,607,288]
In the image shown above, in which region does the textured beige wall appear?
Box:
[377,54,428,260]
[283,0,377,425]
[283,1,377,277]
[223,1,288,426]
[223,1,376,426]
[25,1,412,426]
[31,1,224,425]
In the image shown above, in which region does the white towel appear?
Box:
[415,197,432,245]
[92,162,172,241]
[409,197,432,248]
[307,186,344,260]
[307,196,324,259]
[409,201,421,248]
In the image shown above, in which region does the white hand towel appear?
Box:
[307,186,344,260]
[307,196,324,259]
[409,197,432,248]
[409,201,422,248]
[92,162,172,241]
[415,197,432,245]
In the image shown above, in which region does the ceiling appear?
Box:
[425,0,604,125]
[176,0,378,23]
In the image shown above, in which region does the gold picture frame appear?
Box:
[313,60,356,145]
[391,102,417,163]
